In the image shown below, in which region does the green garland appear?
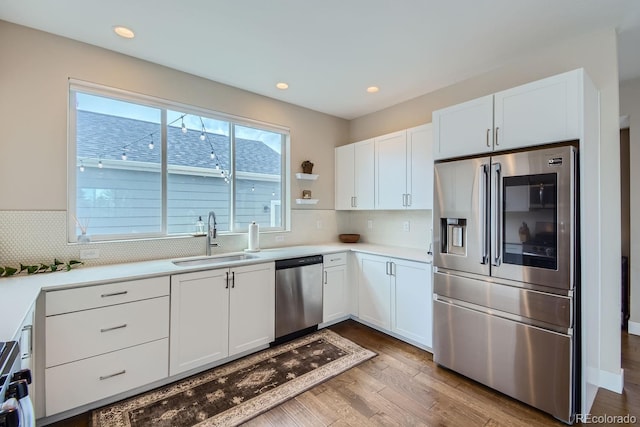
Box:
[0,259,84,277]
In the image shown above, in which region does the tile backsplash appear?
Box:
[0,209,431,268]
[0,209,339,267]
[336,210,432,250]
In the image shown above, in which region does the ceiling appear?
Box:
[1,0,640,120]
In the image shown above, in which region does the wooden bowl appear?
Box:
[339,234,360,243]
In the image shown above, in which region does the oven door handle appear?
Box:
[491,162,502,266]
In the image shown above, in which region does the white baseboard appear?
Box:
[599,368,624,394]
[629,321,640,336]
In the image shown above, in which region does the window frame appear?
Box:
[67,79,291,243]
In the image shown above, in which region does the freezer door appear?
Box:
[433,299,574,423]
[433,157,490,276]
[491,145,576,290]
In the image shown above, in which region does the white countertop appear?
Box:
[0,243,431,341]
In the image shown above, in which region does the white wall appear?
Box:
[348,28,623,400]
[620,77,640,335]
[0,21,348,265]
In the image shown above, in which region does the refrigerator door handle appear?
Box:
[478,163,489,264]
[491,162,502,266]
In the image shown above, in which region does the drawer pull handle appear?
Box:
[100,324,127,333]
[99,370,126,381]
[101,291,128,298]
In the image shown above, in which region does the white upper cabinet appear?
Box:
[406,124,433,210]
[433,69,583,160]
[494,69,580,151]
[375,124,434,210]
[335,139,375,210]
[375,130,407,210]
[433,95,494,160]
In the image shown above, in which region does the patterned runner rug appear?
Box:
[92,329,376,426]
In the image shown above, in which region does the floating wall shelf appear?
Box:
[295,173,319,180]
[295,199,319,205]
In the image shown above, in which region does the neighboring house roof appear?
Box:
[76,110,281,174]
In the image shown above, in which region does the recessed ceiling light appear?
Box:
[113,26,135,39]
[276,82,289,90]
[366,86,380,93]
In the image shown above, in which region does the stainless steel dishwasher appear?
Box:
[275,255,323,341]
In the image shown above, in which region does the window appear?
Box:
[68,82,289,242]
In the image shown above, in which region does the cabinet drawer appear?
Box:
[323,252,347,268]
[46,296,169,367]
[45,338,168,416]
[46,276,169,315]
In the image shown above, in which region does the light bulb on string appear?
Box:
[272,190,276,196]
[181,117,187,134]
[200,125,206,141]
[121,152,127,161]
[98,160,103,169]
[148,135,154,150]
[215,163,220,170]
[210,151,215,160]
[79,161,85,172]
[251,185,255,192]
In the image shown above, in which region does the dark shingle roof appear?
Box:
[76,110,281,174]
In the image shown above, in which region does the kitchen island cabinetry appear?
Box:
[170,262,275,376]
[322,252,349,324]
[356,253,432,348]
[335,139,375,210]
[433,69,582,160]
[375,124,433,210]
[44,276,170,416]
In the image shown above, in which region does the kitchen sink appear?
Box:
[172,253,259,267]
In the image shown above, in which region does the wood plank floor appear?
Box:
[50,320,640,426]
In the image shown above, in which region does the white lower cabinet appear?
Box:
[45,339,168,416]
[392,259,432,348]
[357,255,392,330]
[356,253,432,348]
[170,262,275,376]
[228,263,276,356]
[44,277,171,416]
[322,253,348,323]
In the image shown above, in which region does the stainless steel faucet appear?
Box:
[206,211,219,255]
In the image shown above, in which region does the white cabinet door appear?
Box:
[433,95,494,160]
[354,139,375,209]
[392,260,432,348]
[335,144,355,210]
[375,130,407,210]
[323,265,348,323]
[357,254,391,330]
[229,263,275,356]
[494,69,580,151]
[406,124,433,210]
[170,268,229,376]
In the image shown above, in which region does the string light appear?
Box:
[272,190,276,196]
[93,112,229,183]
[79,161,85,172]
[251,185,255,192]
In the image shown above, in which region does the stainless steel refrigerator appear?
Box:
[432,144,578,423]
